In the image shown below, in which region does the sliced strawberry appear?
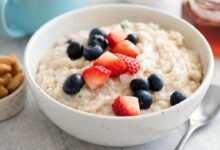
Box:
[93,51,127,77]
[112,96,141,116]
[116,53,140,75]
[82,65,111,90]
[107,25,127,48]
[111,40,140,58]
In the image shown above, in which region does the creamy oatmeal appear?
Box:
[36,20,203,116]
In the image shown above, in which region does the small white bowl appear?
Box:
[0,81,26,121]
[24,4,214,146]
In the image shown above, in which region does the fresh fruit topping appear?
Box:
[170,91,187,106]
[66,41,84,60]
[107,25,126,48]
[83,45,103,61]
[126,33,138,45]
[82,65,111,90]
[112,96,141,116]
[111,40,140,58]
[130,78,149,92]
[63,74,85,95]
[148,74,163,91]
[134,90,152,109]
[66,39,72,44]
[89,28,107,38]
[93,51,127,77]
[88,34,108,50]
[116,53,140,75]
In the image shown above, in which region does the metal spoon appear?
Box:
[176,84,220,150]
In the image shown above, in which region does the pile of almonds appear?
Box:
[0,55,24,99]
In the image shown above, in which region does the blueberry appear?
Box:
[170,91,187,106]
[88,34,108,50]
[63,74,85,95]
[130,78,150,92]
[126,33,138,45]
[89,28,106,38]
[83,45,103,61]
[148,74,163,91]
[66,39,72,44]
[134,90,152,109]
[67,41,84,60]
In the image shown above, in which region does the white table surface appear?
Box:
[1,1,220,150]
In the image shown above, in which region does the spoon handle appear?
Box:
[175,121,196,150]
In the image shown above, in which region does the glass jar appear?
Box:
[182,0,220,57]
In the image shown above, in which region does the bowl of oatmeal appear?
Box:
[24,4,214,146]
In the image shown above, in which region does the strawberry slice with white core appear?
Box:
[111,40,140,58]
[112,96,141,116]
[107,25,127,48]
[116,53,140,75]
[93,51,127,77]
[82,65,111,90]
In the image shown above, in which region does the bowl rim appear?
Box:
[24,4,214,120]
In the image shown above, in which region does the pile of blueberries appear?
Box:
[130,74,187,109]
[130,74,163,109]
[67,28,107,61]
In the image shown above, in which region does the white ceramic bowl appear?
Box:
[24,4,214,146]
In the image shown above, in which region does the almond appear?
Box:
[0,55,15,65]
[0,73,12,86]
[0,64,12,75]
[7,72,24,92]
[11,55,22,76]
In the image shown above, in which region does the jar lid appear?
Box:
[187,0,220,26]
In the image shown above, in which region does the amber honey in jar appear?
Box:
[182,0,220,57]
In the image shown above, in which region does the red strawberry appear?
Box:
[93,51,127,77]
[112,96,141,116]
[111,40,140,58]
[116,53,140,75]
[82,65,111,90]
[107,25,127,48]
